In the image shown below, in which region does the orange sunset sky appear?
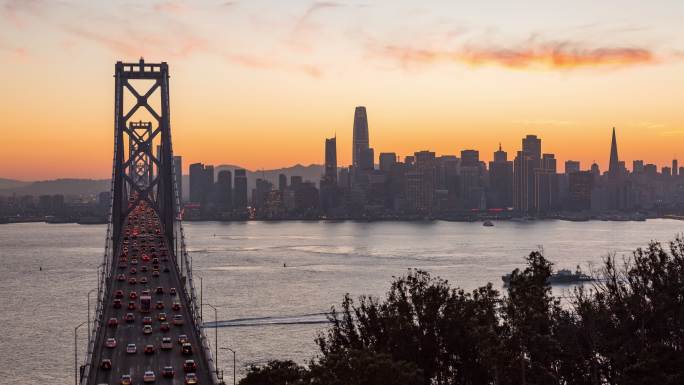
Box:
[1,0,683,180]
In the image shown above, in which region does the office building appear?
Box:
[215,170,232,211]
[565,160,580,174]
[379,152,397,173]
[352,106,369,169]
[233,169,248,210]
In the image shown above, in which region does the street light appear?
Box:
[204,303,219,378]
[74,321,87,385]
[220,347,237,385]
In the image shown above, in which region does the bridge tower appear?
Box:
[112,58,178,249]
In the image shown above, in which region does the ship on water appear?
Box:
[502,267,593,286]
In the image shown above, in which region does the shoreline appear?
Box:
[2,214,681,225]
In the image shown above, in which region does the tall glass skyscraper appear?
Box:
[352,106,369,169]
[324,136,337,184]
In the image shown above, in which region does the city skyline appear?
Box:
[1,1,684,180]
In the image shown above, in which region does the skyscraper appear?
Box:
[534,153,559,213]
[522,135,541,160]
[673,159,678,176]
[278,173,287,191]
[233,169,248,210]
[215,170,232,211]
[324,136,337,184]
[565,160,580,174]
[460,150,480,167]
[633,160,644,174]
[379,152,397,173]
[514,135,542,213]
[189,163,213,204]
[608,127,620,176]
[489,144,513,208]
[321,136,339,213]
[352,106,369,169]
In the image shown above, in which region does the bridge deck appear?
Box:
[90,200,212,385]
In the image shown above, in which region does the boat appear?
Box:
[483,220,494,227]
[502,267,593,286]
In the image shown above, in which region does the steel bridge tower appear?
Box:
[112,59,177,248]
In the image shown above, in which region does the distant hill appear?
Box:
[216,163,325,190]
[0,164,325,199]
[0,178,31,190]
[0,178,110,197]
[180,164,325,198]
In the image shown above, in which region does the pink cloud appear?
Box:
[371,39,657,70]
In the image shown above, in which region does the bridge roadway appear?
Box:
[90,200,212,385]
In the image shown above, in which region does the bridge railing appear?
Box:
[80,104,119,385]
[169,122,221,385]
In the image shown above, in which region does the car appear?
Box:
[114,290,124,299]
[143,325,153,334]
[143,316,153,325]
[130,258,138,265]
[141,265,148,272]
[129,291,137,300]
[177,334,189,345]
[152,258,160,265]
[126,343,136,354]
[105,338,117,348]
[156,301,164,310]
[158,312,167,322]
[140,276,148,284]
[144,344,155,355]
[183,359,197,372]
[185,373,198,384]
[172,302,181,311]
[169,287,177,296]
[160,322,170,332]
[128,277,137,285]
[142,254,150,262]
[160,337,173,350]
[120,374,132,385]
[152,270,160,277]
[143,370,156,383]
[117,274,126,281]
[108,317,118,327]
[113,299,122,308]
[129,267,137,275]
[181,343,192,355]
[173,314,184,326]
[100,358,112,370]
[118,263,127,269]
[162,366,175,378]
[163,266,170,273]
[155,287,164,295]
[124,313,135,323]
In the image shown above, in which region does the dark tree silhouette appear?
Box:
[239,237,684,385]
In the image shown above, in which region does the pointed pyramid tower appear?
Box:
[609,127,620,176]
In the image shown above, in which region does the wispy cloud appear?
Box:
[0,40,28,59]
[223,52,322,78]
[287,1,344,52]
[152,1,188,15]
[61,25,208,59]
[292,1,342,35]
[370,38,657,71]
